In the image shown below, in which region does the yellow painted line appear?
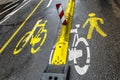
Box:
[0,0,43,53]
[51,0,75,65]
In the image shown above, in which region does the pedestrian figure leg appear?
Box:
[95,26,107,37]
[87,26,94,40]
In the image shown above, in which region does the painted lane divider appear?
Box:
[42,0,75,80]
[50,0,75,65]
[56,3,67,25]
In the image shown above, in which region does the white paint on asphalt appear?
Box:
[70,24,80,34]
[72,37,90,75]
[75,37,89,47]
[49,24,91,75]
[68,48,83,61]
[49,45,55,64]
[46,0,52,8]
[0,3,19,15]
[75,64,90,75]
[76,24,80,28]
[68,24,90,75]
[0,0,31,24]
[69,37,90,75]
[3,0,19,9]
[49,48,53,64]
[86,47,90,63]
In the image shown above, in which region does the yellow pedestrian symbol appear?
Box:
[82,13,107,40]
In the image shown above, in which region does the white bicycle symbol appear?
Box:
[68,24,90,75]
[49,24,90,75]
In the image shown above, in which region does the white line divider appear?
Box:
[56,3,67,25]
[46,0,52,8]
[0,4,19,15]
[0,0,31,24]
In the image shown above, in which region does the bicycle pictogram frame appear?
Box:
[13,19,48,55]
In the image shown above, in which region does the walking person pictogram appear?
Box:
[82,13,107,40]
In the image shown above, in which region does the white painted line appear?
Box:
[75,65,90,75]
[49,49,53,64]
[49,45,55,64]
[86,47,90,63]
[23,0,28,2]
[0,4,19,15]
[0,0,31,24]
[46,0,52,8]
[75,37,89,47]
[74,58,77,64]
[3,0,19,9]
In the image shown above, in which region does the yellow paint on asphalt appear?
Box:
[51,0,75,65]
[0,0,43,53]
[13,19,47,55]
[82,13,107,40]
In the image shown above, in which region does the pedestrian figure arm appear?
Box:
[82,19,89,28]
[97,18,104,24]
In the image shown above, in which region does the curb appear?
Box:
[51,0,75,65]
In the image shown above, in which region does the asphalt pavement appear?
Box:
[0,0,120,80]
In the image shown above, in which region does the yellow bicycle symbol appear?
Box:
[13,19,48,55]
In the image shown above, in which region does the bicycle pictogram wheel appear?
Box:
[31,29,47,54]
[75,37,90,75]
[13,32,31,55]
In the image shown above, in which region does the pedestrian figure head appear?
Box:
[88,13,96,17]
